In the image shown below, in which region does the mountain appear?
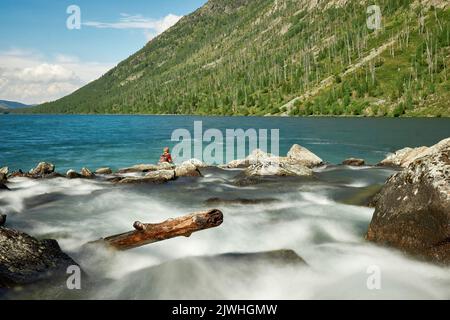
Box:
[28,0,449,116]
[0,100,31,110]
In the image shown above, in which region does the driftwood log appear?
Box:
[93,209,223,251]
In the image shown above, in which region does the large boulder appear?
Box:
[366,144,450,264]
[0,227,80,288]
[95,167,112,175]
[175,162,202,177]
[286,144,323,168]
[0,167,8,175]
[379,138,450,168]
[29,162,55,176]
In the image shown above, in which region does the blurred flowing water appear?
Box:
[1,115,450,299]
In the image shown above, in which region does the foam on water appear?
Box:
[1,166,449,300]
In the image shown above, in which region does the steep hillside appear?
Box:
[29,0,449,116]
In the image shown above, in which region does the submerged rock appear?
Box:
[342,158,365,166]
[0,227,80,288]
[29,162,55,176]
[95,249,306,299]
[80,167,95,179]
[205,197,279,206]
[367,144,450,264]
[378,138,450,168]
[175,162,202,177]
[95,167,112,175]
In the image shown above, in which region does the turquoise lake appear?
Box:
[1,114,450,171]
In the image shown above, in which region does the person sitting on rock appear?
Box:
[159,147,173,164]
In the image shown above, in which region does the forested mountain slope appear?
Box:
[28,0,450,116]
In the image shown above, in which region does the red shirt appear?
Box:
[160,153,173,163]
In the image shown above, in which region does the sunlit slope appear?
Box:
[29,0,450,116]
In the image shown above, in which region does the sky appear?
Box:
[0,0,207,104]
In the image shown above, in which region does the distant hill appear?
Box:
[27,0,450,117]
[0,100,31,110]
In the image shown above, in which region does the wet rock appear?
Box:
[9,170,24,178]
[80,167,95,179]
[0,215,5,226]
[66,169,82,179]
[95,167,112,175]
[0,227,80,288]
[205,197,279,206]
[342,158,366,166]
[378,138,450,168]
[29,162,55,176]
[118,170,176,184]
[175,163,202,177]
[0,167,8,175]
[367,144,450,264]
[286,144,323,168]
[0,183,10,191]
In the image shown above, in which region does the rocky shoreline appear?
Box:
[1,139,449,291]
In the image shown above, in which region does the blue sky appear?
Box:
[0,0,207,104]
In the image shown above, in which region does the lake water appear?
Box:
[1,115,450,300]
[2,115,450,171]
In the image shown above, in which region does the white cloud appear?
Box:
[0,49,113,104]
[84,13,182,40]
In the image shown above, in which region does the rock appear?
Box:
[0,215,5,226]
[118,163,174,174]
[234,160,313,186]
[66,169,82,179]
[9,170,24,178]
[243,160,313,177]
[204,197,279,206]
[95,167,112,175]
[29,162,55,176]
[0,227,80,288]
[0,183,10,191]
[182,159,208,168]
[286,144,323,168]
[80,167,95,179]
[378,138,450,168]
[342,158,366,166]
[0,167,8,175]
[221,149,275,168]
[118,170,176,184]
[366,144,450,264]
[0,173,7,184]
[118,164,159,174]
[175,163,202,177]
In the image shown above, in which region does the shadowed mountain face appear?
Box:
[0,100,30,110]
[30,0,449,116]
